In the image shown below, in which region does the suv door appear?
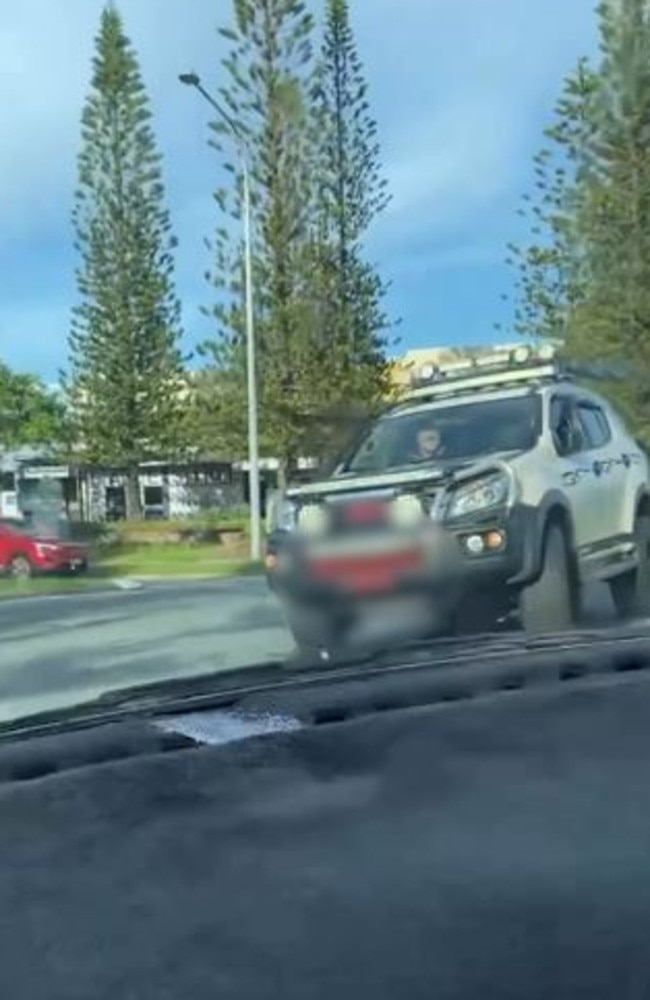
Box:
[549,394,607,552]
[574,398,627,540]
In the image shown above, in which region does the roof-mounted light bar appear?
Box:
[404,343,560,400]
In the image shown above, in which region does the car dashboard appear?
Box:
[2,634,650,999]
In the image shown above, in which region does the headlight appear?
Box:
[446,472,510,519]
[267,494,298,533]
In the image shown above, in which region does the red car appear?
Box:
[0,518,89,578]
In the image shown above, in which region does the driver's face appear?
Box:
[417,427,441,458]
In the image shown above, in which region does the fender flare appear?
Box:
[508,491,576,587]
[633,484,650,523]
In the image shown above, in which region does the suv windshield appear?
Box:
[340,394,542,475]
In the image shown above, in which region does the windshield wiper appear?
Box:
[0,657,291,741]
[0,632,497,740]
[4,623,650,743]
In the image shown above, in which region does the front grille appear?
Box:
[328,497,391,535]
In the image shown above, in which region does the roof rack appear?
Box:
[401,344,566,403]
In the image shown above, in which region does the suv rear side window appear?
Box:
[576,401,611,450]
[550,396,584,456]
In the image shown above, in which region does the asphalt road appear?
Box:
[0,578,294,723]
[0,576,619,724]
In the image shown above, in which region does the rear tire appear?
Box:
[519,523,577,634]
[609,513,650,620]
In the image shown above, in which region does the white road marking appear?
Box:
[111,578,145,591]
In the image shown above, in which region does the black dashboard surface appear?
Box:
[2,670,650,999]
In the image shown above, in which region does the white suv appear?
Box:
[265,347,650,650]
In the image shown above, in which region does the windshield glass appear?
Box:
[0,0,637,727]
[341,394,542,474]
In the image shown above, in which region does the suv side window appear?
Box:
[576,401,612,450]
[550,396,585,457]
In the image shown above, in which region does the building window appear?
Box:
[143,485,164,507]
[63,478,78,505]
[105,486,126,521]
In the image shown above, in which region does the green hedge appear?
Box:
[68,513,250,543]
[70,519,269,556]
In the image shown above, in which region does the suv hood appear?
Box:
[286,452,521,501]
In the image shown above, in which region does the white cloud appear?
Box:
[374,92,522,248]
[353,0,598,248]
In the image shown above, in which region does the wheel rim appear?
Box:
[10,557,31,580]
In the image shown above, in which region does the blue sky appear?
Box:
[0,0,599,382]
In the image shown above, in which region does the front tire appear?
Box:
[519,523,578,634]
[454,589,512,636]
[609,513,650,620]
[9,555,33,580]
[284,603,344,656]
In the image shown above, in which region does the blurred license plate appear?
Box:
[309,547,422,593]
[309,535,406,557]
[355,596,432,641]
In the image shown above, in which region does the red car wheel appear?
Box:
[9,555,33,579]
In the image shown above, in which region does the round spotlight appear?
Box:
[390,493,423,527]
[465,534,485,555]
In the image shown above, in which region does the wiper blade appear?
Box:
[296,621,650,673]
[0,634,504,741]
[101,638,482,714]
[0,658,288,741]
[5,622,650,743]
[93,658,290,710]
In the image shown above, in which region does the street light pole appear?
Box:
[179,72,262,562]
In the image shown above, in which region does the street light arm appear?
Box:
[178,72,248,153]
[199,85,243,142]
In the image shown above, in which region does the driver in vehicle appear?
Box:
[410,424,445,463]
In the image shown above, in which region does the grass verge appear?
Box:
[0,576,108,599]
[99,542,261,578]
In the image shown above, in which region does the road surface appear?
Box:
[0,576,618,723]
[0,578,293,722]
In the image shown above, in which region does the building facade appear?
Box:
[0,452,247,522]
